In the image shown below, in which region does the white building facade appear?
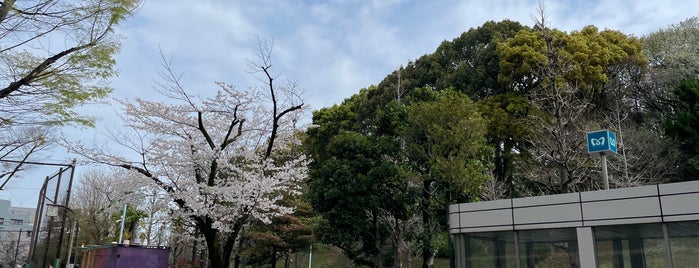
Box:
[0,199,32,234]
[449,180,699,267]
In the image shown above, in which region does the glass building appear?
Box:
[449,180,699,268]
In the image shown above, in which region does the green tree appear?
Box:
[430,20,525,99]
[402,89,490,268]
[241,194,316,268]
[0,0,139,121]
[477,93,532,198]
[664,78,699,176]
[307,123,414,267]
[307,88,429,267]
[0,0,140,186]
[422,21,531,199]
[497,10,646,194]
[376,21,530,200]
[111,205,147,242]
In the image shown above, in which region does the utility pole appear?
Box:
[13,229,22,268]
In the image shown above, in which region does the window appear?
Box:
[594,223,665,268]
[667,221,699,267]
[518,228,580,268]
[460,231,518,268]
[456,228,580,268]
[10,219,23,225]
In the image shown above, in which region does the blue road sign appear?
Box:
[587,130,617,155]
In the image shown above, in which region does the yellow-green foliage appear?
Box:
[497,25,646,93]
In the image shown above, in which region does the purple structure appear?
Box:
[80,245,170,268]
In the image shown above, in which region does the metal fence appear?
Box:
[25,160,76,268]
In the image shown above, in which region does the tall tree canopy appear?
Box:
[641,16,699,118]
[496,12,648,193]
[401,89,490,268]
[305,16,699,266]
[306,91,416,267]
[664,78,699,176]
[639,17,699,180]
[307,84,490,268]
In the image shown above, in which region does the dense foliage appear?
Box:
[305,17,698,267]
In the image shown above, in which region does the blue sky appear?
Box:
[111,0,697,112]
[3,0,697,207]
[113,0,699,110]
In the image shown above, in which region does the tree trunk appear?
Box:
[446,184,455,268]
[271,247,277,268]
[192,235,198,265]
[421,179,433,268]
[203,236,227,268]
[201,228,230,268]
[199,216,240,268]
[373,209,382,268]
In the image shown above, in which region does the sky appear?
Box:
[2,0,697,207]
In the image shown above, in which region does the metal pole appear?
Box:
[118,204,127,244]
[55,168,66,264]
[13,229,21,268]
[662,223,673,268]
[601,153,609,190]
[308,244,312,268]
[42,217,54,268]
[28,177,48,264]
[514,232,521,268]
[66,219,77,267]
[65,160,76,207]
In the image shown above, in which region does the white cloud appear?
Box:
[109,0,698,120]
[56,0,699,132]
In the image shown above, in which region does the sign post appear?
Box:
[586,130,617,190]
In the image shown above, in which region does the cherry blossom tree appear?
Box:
[68,40,307,268]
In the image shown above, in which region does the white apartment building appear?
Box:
[0,199,32,233]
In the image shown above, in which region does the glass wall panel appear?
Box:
[667,221,699,268]
[594,223,665,268]
[454,221,699,268]
[517,228,580,268]
[460,231,517,268]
